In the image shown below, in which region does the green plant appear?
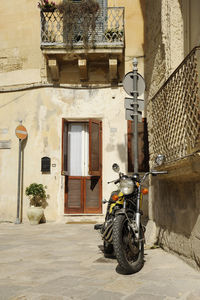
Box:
[38,0,56,10]
[57,0,100,48]
[25,183,47,207]
[105,28,124,42]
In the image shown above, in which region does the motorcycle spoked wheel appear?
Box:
[113,214,144,274]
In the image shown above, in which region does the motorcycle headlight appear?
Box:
[120,177,134,195]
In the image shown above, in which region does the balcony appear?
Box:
[40,7,124,51]
[149,46,200,176]
[40,7,124,82]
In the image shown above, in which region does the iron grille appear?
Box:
[149,47,200,164]
[40,7,124,48]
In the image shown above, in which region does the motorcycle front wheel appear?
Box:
[113,214,144,274]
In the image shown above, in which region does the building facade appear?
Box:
[0,0,146,223]
[145,0,200,268]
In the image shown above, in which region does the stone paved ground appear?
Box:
[0,222,200,300]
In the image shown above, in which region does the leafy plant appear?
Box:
[105,28,124,42]
[38,0,56,11]
[57,0,100,48]
[25,183,47,208]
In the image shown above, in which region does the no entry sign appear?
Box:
[15,125,28,140]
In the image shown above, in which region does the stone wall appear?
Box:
[145,0,200,269]
[144,0,184,101]
[152,175,200,269]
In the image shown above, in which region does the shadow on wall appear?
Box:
[153,179,199,236]
[152,178,200,267]
[117,143,126,164]
[105,133,127,164]
[106,120,149,173]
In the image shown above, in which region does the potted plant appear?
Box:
[25,183,48,225]
[105,28,124,42]
[57,0,100,48]
[38,0,57,12]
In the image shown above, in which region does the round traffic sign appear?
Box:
[123,72,145,97]
[15,125,28,140]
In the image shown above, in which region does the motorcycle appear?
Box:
[94,163,167,274]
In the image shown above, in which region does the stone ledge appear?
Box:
[154,152,200,182]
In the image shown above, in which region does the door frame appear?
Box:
[62,119,102,214]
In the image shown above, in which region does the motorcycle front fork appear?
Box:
[124,185,141,241]
[135,185,141,240]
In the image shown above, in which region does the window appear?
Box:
[68,123,89,176]
[62,119,102,177]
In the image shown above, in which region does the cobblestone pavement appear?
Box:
[0,222,200,300]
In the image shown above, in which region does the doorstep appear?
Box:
[63,214,105,224]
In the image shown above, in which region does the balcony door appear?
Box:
[71,0,108,44]
[62,120,102,214]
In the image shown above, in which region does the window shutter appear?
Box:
[128,119,149,173]
[65,177,83,213]
[62,119,68,175]
[89,119,102,176]
[85,177,102,213]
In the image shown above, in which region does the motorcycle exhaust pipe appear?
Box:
[102,223,112,238]
[104,226,113,242]
[107,230,113,243]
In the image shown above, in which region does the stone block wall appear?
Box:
[152,176,200,269]
[144,0,184,101]
[145,0,200,269]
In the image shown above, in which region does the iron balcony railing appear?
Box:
[149,46,200,164]
[40,7,124,48]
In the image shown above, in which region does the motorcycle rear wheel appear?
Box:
[113,214,144,274]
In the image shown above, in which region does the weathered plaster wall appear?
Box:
[0,0,145,222]
[109,0,144,74]
[0,87,128,222]
[0,0,145,86]
[0,1,43,75]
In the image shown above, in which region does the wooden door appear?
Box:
[62,120,102,214]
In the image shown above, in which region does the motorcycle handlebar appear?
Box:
[142,170,168,182]
[108,170,168,184]
[151,170,168,175]
[107,179,120,185]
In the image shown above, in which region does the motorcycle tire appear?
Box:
[113,214,144,274]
